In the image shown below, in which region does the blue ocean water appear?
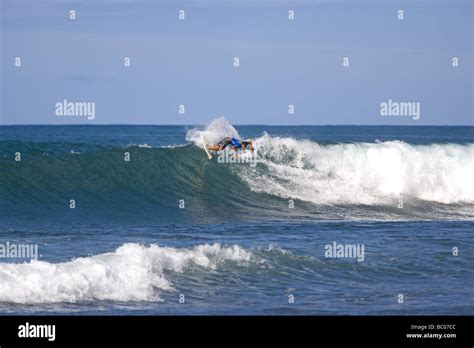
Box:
[0,123,473,314]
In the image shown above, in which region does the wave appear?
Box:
[242,133,474,205]
[186,118,474,205]
[1,118,473,221]
[0,243,252,304]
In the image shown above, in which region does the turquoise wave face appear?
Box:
[1,138,474,225]
[0,142,283,224]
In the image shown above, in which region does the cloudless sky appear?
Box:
[0,0,472,125]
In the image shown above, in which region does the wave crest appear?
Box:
[0,243,252,304]
[239,133,474,205]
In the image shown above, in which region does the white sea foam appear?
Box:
[186,118,474,204]
[127,143,188,149]
[160,144,188,148]
[0,243,252,304]
[241,133,474,205]
[186,117,241,147]
[126,143,153,148]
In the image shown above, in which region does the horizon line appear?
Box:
[1,124,473,127]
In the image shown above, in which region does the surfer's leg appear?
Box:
[242,142,254,151]
[207,144,222,151]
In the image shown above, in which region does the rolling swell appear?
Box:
[0,141,282,222]
[1,136,474,222]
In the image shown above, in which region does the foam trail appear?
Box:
[0,243,252,304]
[239,133,474,205]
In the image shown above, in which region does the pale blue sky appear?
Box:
[1,0,472,125]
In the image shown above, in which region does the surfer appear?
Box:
[206,137,254,152]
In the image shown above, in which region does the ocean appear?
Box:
[0,120,473,315]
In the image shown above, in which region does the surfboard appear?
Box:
[201,135,212,160]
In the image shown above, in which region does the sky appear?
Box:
[0,0,472,125]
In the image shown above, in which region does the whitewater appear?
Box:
[0,243,253,304]
[187,118,474,205]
